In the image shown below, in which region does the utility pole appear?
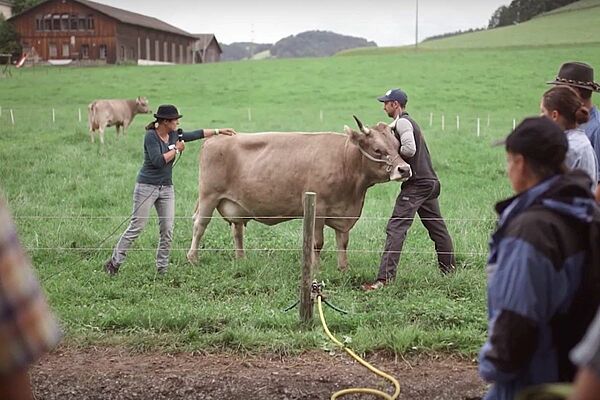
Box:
[415,0,419,49]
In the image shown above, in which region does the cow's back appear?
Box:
[89,99,134,125]
[200,132,360,219]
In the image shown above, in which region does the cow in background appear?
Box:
[88,97,151,144]
[186,116,412,271]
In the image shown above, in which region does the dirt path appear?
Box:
[31,346,487,399]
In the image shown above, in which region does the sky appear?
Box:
[96,0,509,47]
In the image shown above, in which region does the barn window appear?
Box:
[163,42,168,62]
[61,14,69,30]
[78,17,86,31]
[80,44,89,59]
[35,16,41,30]
[99,45,107,59]
[87,15,95,30]
[42,14,51,30]
[52,14,60,30]
[120,46,125,60]
[62,43,70,57]
[49,43,57,58]
[70,15,77,30]
[155,40,159,61]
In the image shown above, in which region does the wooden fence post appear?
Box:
[300,192,316,325]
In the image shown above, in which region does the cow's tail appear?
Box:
[87,101,97,131]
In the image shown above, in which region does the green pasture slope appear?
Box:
[341,0,600,55]
[0,34,599,357]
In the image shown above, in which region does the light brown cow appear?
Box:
[87,97,151,144]
[186,117,411,271]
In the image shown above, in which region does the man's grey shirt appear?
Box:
[580,105,600,182]
[390,117,416,158]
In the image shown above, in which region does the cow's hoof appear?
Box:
[186,252,198,264]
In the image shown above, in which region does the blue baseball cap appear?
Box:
[377,88,408,105]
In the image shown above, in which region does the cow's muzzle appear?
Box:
[390,164,412,182]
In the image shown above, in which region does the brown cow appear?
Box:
[186,117,411,271]
[88,97,151,144]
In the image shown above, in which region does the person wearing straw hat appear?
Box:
[548,61,600,200]
[479,116,600,400]
[103,104,236,276]
[361,88,455,291]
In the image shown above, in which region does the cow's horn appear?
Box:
[353,115,370,135]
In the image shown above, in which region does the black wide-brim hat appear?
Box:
[547,61,600,92]
[154,104,183,119]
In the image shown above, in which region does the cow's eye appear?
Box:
[373,149,382,156]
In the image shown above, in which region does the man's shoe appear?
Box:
[104,259,118,276]
[361,280,388,291]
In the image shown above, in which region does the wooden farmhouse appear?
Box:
[8,0,221,65]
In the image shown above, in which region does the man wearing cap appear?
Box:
[548,61,600,200]
[479,116,600,400]
[362,88,455,291]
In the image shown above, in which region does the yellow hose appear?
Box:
[317,296,401,400]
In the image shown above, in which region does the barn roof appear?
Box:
[10,0,197,39]
[193,33,223,53]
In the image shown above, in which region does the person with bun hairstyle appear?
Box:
[541,85,598,191]
[104,104,236,275]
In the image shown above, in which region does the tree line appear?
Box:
[488,0,579,28]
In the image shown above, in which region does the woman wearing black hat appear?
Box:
[104,104,236,275]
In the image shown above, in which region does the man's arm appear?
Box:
[394,118,416,158]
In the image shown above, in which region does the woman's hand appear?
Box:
[213,128,236,137]
[175,140,185,153]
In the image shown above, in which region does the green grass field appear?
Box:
[1,40,599,357]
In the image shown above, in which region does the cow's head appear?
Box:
[344,116,411,182]
[136,96,152,114]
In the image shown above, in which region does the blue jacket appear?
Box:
[479,170,600,400]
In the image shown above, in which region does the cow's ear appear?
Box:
[344,125,363,144]
[136,96,142,104]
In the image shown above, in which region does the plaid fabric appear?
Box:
[0,199,61,375]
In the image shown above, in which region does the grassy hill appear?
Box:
[340,0,600,55]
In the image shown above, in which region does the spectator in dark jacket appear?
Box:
[479,117,600,400]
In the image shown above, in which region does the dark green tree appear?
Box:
[0,14,21,56]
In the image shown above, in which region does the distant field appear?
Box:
[340,0,600,54]
[0,43,599,356]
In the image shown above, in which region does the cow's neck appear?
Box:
[343,137,379,197]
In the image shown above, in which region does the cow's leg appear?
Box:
[99,123,106,145]
[335,230,350,272]
[115,124,121,139]
[122,120,130,136]
[312,219,325,272]
[186,198,218,264]
[231,222,244,258]
[89,128,95,143]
